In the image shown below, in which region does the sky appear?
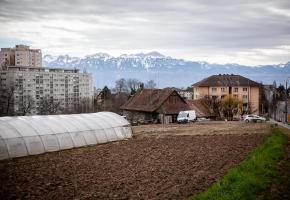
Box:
[0,0,290,66]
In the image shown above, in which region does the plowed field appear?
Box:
[0,122,270,199]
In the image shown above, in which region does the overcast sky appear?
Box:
[0,0,290,66]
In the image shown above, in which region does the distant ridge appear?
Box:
[43,52,290,88]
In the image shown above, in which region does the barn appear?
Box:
[186,99,214,119]
[121,89,190,124]
[0,112,132,160]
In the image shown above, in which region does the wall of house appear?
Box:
[192,86,260,114]
[123,110,176,124]
[123,110,155,123]
[193,87,208,99]
[159,92,189,115]
[249,86,259,114]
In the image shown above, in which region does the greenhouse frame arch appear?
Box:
[0,112,132,160]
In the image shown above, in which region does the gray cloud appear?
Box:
[0,0,290,65]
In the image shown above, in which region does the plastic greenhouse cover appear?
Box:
[0,112,132,160]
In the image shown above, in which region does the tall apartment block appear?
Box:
[0,45,42,68]
[0,45,93,116]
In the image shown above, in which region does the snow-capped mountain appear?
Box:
[43,52,290,88]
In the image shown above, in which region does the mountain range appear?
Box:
[43,52,290,89]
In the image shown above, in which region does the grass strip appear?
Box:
[190,128,287,200]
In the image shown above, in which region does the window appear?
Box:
[243,88,248,92]
[233,94,238,99]
[210,95,217,100]
[234,88,238,92]
[221,87,226,92]
[212,87,217,92]
[243,95,248,99]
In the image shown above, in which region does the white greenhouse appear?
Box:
[0,112,132,160]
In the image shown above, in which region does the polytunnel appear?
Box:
[0,112,132,160]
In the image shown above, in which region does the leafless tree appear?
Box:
[39,96,62,115]
[74,97,94,114]
[145,80,156,89]
[115,78,129,93]
[219,95,243,120]
[0,83,18,116]
[127,78,141,94]
[18,95,35,116]
[202,95,221,118]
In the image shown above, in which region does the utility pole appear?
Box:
[247,79,249,114]
[285,77,290,124]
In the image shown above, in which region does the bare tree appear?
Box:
[73,97,94,114]
[39,96,62,115]
[0,83,18,116]
[18,95,35,116]
[220,95,243,120]
[127,78,141,94]
[145,80,156,89]
[115,78,128,93]
[202,95,221,118]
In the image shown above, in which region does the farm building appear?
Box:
[120,89,190,124]
[186,99,214,119]
[0,112,132,160]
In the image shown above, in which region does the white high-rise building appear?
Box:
[0,45,42,68]
[0,45,93,116]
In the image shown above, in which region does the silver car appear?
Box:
[244,114,266,123]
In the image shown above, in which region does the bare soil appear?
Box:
[0,122,270,200]
[133,121,270,138]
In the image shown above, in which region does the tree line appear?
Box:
[94,78,157,114]
[0,78,157,116]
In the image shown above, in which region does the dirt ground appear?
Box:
[0,122,271,200]
[133,121,270,138]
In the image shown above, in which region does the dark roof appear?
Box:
[120,89,187,112]
[186,100,213,117]
[163,87,182,91]
[192,74,260,87]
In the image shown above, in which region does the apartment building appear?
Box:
[0,45,42,68]
[0,45,93,116]
[192,74,261,114]
[0,66,93,115]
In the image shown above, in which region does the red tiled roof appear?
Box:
[186,99,212,117]
[192,74,260,87]
[120,89,187,112]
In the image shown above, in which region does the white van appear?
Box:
[177,110,197,123]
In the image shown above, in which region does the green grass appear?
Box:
[190,128,287,200]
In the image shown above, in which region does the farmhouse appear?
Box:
[192,74,261,114]
[186,99,214,119]
[121,88,190,124]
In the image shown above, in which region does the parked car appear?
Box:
[177,110,197,123]
[244,115,266,123]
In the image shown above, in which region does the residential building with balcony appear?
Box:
[192,74,261,114]
[0,45,93,116]
[0,66,93,115]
